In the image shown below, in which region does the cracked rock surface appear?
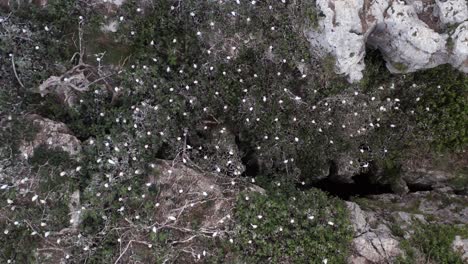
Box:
[308,0,468,82]
[346,202,402,263]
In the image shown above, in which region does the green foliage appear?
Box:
[29,144,72,167]
[396,239,418,264]
[0,224,39,263]
[34,87,121,140]
[119,0,203,65]
[360,49,392,91]
[392,62,408,72]
[362,52,467,152]
[81,210,105,235]
[397,222,468,264]
[412,66,467,151]
[449,170,468,192]
[234,186,353,263]
[0,117,40,157]
[3,0,466,262]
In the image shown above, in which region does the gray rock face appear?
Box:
[368,0,449,73]
[401,167,454,188]
[399,151,466,190]
[452,235,468,262]
[307,0,369,82]
[68,190,81,230]
[368,190,468,224]
[148,160,262,230]
[451,22,468,71]
[436,0,468,25]
[308,0,468,82]
[39,68,90,108]
[346,202,402,263]
[19,114,81,159]
[347,189,467,263]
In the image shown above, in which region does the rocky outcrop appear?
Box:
[307,0,370,82]
[436,0,468,25]
[452,235,468,262]
[68,190,81,230]
[346,202,402,263]
[367,190,468,224]
[19,114,81,159]
[38,65,92,108]
[450,22,468,71]
[308,0,468,82]
[148,160,258,230]
[347,189,468,263]
[400,150,467,190]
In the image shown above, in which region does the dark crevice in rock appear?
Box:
[235,134,260,177]
[407,183,433,192]
[241,152,260,177]
[305,172,394,200]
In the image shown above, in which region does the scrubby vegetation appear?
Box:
[1,0,467,263]
[235,185,353,263]
[397,222,468,264]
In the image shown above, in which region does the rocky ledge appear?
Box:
[308,0,468,82]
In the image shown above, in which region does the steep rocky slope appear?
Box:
[0,0,466,263]
[308,0,468,82]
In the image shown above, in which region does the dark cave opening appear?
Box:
[407,183,434,193]
[301,172,394,200]
[237,147,398,200]
[235,137,434,200]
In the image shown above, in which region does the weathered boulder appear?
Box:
[346,202,402,263]
[367,0,449,73]
[148,160,258,231]
[306,0,371,82]
[367,190,468,224]
[450,22,468,71]
[436,0,468,25]
[452,235,468,262]
[38,65,91,108]
[308,0,468,82]
[400,150,467,190]
[19,114,81,159]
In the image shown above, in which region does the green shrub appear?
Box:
[234,186,353,263]
[0,224,40,263]
[0,117,40,157]
[397,222,468,264]
[412,67,467,151]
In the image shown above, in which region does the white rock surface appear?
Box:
[19,114,81,159]
[68,190,81,230]
[307,0,370,82]
[308,0,468,82]
[99,0,125,6]
[436,0,468,25]
[450,21,468,71]
[452,235,468,262]
[346,202,402,263]
[368,1,449,73]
